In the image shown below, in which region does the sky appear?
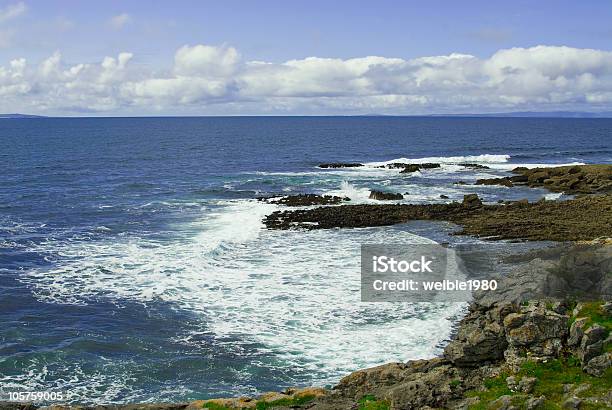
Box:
[1,0,612,116]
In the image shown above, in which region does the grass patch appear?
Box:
[465,371,512,410]
[467,358,612,410]
[255,394,316,409]
[358,394,390,410]
[201,394,317,410]
[573,302,611,337]
[202,403,232,410]
[573,301,612,353]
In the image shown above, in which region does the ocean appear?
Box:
[1,117,611,404]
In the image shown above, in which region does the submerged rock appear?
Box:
[459,163,491,169]
[399,163,441,173]
[318,162,363,168]
[377,162,441,173]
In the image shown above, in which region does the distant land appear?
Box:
[2,112,612,118]
[427,111,612,118]
[0,113,47,119]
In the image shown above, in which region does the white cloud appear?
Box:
[109,13,131,30]
[0,2,27,23]
[2,44,612,115]
[174,44,240,77]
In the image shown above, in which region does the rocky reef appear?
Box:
[476,165,612,194]
[317,161,491,174]
[258,194,350,206]
[318,163,364,168]
[369,190,404,200]
[264,194,612,242]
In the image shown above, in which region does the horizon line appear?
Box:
[5,112,612,119]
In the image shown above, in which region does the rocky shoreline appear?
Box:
[196,244,612,410]
[7,244,608,410]
[3,165,611,410]
[476,165,612,194]
[264,194,612,242]
[264,165,612,242]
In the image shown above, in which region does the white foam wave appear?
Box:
[21,200,466,387]
[365,154,511,167]
[326,181,373,202]
[194,200,277,254]
[544,192,563,200]
[485,161,585,170]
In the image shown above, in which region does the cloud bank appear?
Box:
[2,44,612,115]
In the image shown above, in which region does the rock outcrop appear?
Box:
[459,163,490,170]
[369,190,404,200]
[476,177,514,187]
[475,164,612,194]
[263,194,612,242]
[376,163,441,173]
[259,194,350,206]
[307,245,611,409]
[399,163,441,173]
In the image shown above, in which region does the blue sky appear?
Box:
[1,1,612,115]
[8,1,612,64]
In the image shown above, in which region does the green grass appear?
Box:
[466,371,512,410]
[573,302,612,337]
[572,301,611,353]
[358,394,390,410]
[467,358,612,410]
[255,394,316,409]
[202,403,232,410]
[201,394,317,410]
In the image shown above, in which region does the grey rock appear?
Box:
[490,395,514,410]
[519,377,537,394]
[562,396,582,409]
[506,375,518,391]
[526,395,545,410]
[384,364,459,409]
[568,317,588,346]
[578,340,603,364]
[368,190,403,200]
[444,311,506,366]
[505,307,568,349]
[581,324,607,347]
[503,313,525,329]
[584,352,612,377]
[462,194,482,208]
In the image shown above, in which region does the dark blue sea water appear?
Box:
[1,117,611,404]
